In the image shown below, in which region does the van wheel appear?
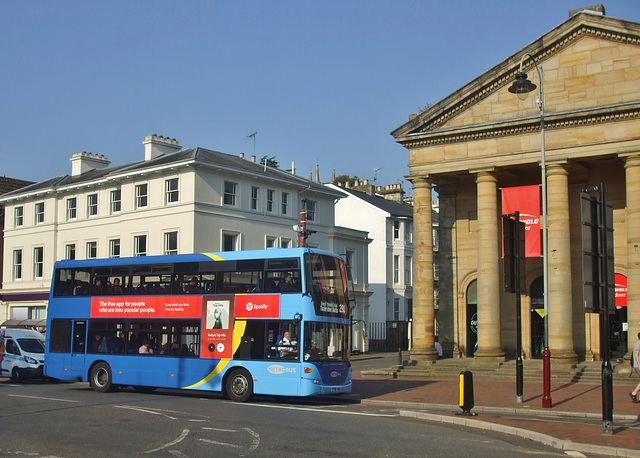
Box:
[11,367,22,383]
[89,362,113,393]
[225,369,253,402]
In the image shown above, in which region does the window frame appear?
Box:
[136,184,148,209]
[134,235,147,257]
[306,200,316,222]
[266,189,275,213]
[67,197,77,220]
[109,239,121,258]
[13,249,22,280]
[110,189,122,214]
[281,192,289,215]
[65,243,76,260]
[223,181,237,207]
[14,206,24,227]
[33,246,44,279]
[251,186,259,211]
[35,202,45,224]
[87,193,98,217]
[86,241,98,259]
[165,178,179,204]
[164,231,178,255]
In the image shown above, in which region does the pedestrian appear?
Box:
[630,331,640,403]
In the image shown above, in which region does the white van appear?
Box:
[0,328,45,382]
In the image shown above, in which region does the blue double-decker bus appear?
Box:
[44,248,351,401]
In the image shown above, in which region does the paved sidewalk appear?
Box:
[348,371,640,456]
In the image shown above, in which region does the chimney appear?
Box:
[239,152,245,159]
[142,135,181,161]
[377,183,406,202]
[315,163,320,183]
[70,152,110,177]
[569,4,605,17]
[251,155,256,162]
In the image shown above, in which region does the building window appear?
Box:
[14,206,23,227]
[393,255,400,284]
[88,193,98,217]
[67,198,77,220]
[109,239,120,258]
[405,256,412,286]
[136,184,148,209]
[110,189,121,214]
[345,250,355,282]
[266,236,277,248]
[65,244,76,260]
[306,200,316,221]
[134,235,147,256]
[266,189,275,212]
[164,231,178,255]
[223,233,237,251]
[281,238,291,249]
[393,220,400,240]
[393,298,401,321]
[13,249,22,280]
[407,222,413,244]
[281,192,289,215]
[223,181,237,206]
[33,247,44,279]
[251,187,259,211]
[35,202,45,224]
[166,178,179,204]
[86,241,97,259]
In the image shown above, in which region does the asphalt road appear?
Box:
[0,376,574,457]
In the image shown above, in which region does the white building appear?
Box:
[0,135,370,335]
[328,181,414,324]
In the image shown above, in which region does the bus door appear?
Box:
[70,321,86,371]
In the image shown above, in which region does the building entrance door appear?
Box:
[466,280,477,357]
[530,277,544,358]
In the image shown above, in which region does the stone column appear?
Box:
[625,155,640,359]
[474,171,505,362]
[546,162,577,364]
[409,177,438,361]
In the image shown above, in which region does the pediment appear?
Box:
[392,11,640,147]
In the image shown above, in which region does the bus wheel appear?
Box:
[11,367,23,383]
[225,369,253,402]
[90,362,113,393]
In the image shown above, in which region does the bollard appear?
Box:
[456,370,477,416]
[398,348,402,366]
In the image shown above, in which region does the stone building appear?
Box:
[392,7,640,364]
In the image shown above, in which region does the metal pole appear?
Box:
[599,183,613,435]
[515,212,523,403]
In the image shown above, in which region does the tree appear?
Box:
[260,155,279,168]
[333,174,360,186]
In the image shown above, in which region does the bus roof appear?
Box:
[53,247,340,269]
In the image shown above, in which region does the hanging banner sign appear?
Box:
[615,273,627,307]
[502,185,541,257]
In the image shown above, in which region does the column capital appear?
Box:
[622,154,640,169]
[409,176,434,190]
[546,161,570,176]
[474,169,497,183]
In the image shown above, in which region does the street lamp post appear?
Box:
[508,53,552,408]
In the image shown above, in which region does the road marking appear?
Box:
[202,426,237,433]
[145,429,190,454]
[168,451,189,457]
[564,452,586,457]
[242,427,260,455]
[198,438,242,448]
[115,405,177,420]
[8,394,79,403]
[239,403,397,417]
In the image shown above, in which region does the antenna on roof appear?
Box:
[373,167,382,183]
[247,131,257,155]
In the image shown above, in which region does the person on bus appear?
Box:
[278,331,298,357]
[92,278,105,295]
[278,273,296,292]
[112,278,124,295]
[139,339,153,354]
[185,277,203,294]
[304,340,321,361]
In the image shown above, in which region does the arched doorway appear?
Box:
[466,280,477,357]
[530,277,544,358]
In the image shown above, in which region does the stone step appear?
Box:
[360,358,638,385]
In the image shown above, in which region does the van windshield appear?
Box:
[17,338,45,354]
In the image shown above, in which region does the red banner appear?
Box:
[615,273,627,307]
[234,294,281,318]
[91,296,202,318]
[502,185,541,257]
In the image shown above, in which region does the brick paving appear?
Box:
[349,373,640,454]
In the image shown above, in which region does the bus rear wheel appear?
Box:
[225,369,253,402]
[90,362,113,393]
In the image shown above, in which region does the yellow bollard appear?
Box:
[456,370,477,416]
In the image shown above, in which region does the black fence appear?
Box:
[368,321,409,352]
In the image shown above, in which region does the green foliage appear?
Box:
[333,174,360,186]
[260,155,279,168]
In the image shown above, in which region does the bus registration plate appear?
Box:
[331,387,341,392]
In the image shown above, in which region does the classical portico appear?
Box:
[392,9,640,366]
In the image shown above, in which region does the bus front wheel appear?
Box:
[90,362,113,393]
[225,369,253,402]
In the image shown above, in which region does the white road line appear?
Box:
[238,403,397,417]
[168,451,189,457]
[145,429,190,454]
[115,405,177,420]
[202,427,238,433]
[242,427,260,455]
[564,452,587,457]
[199,438,242,448]
[8,394,79,403]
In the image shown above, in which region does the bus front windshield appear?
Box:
[303,321,349,363]
[306,253,349,318]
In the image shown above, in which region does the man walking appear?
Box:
[631,331,640,403]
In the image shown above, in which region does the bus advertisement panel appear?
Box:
[44,248,351,401]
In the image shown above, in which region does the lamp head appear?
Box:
[508,71,537,100]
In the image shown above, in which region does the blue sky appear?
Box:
[2,1,639,192]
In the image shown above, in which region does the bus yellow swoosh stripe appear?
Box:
[182,320,247,389]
